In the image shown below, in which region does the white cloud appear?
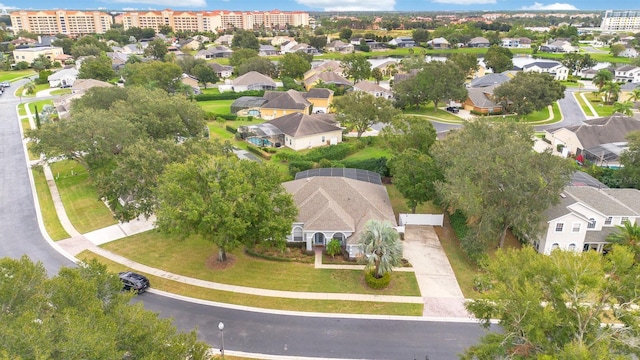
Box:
[0,2,18,10]
[521,2,578,10]
[106,0,207,7]
[295,0,396,11]
[431,0,496,4]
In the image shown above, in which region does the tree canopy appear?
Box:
[78,54,116,81]
[358,220,403,278]
[464,246,640,359]
[279,52,312,79]
[332,91,399,138]
[393,61,467,111]
[618,130,640,189]
[231,30,260,50]
[493,72,565,116]
[340,54,372,83]
[484,44,513,73]
[155,155,297,262]
[0,256,210,359]
[432,122,574,259]
[122,61,183,93]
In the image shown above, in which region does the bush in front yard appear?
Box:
[364,270,391,289]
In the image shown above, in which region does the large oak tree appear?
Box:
[332,91,399,138]
[493,71,565,116]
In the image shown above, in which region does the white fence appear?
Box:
[398,213,444,227]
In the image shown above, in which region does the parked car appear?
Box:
[118,271,150,294]
[446,106,459,113]
[0,81,10,88]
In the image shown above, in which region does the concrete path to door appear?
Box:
[402,225,472,318]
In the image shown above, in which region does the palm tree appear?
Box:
[24,80,36,95]
[607,220,640,261]
[359,220,403,278]
[613,101,633,116]
[602,81,621,104]
[629,87,640,102]
[592,69,613,91]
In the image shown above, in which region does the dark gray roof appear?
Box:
[523,61,562,69]
[267,113,341,137]
[233,71,276,87]
[305,88,333,99]
[563,114,640,150]
[469,73,510,88]
[467,86,499,109]
[261,89,311,110]
[600,189,640,214]
[585,227,617,243]
[621,82,640,91]
[545,194,579,221]
[295,168,382,185]
[570,171,608,188]
[616,65,640,72]
[565,186,640,216]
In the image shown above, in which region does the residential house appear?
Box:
[501,37,532,48]
[468,72,511,88]
[230,96,268,116]
[259,89,312,120]
[271,36,294,46]
[464,85,504,114]
[522,61,569,81]
[305,88,334,114]
[214,34,233,46]
[304,60,345,79]
[373,60,399,77]
[352,80,393,99]
[280,40,298,53]
[47,67,79,88]
[427,37,450,49]
[54,53,74,65]
[536,185,640,255]
[544,114,640,165]
[289,43,318,55]
[282,169,397,258]
[53,79,112,119]
[181,73,201,94]
[259,45,278,56]
[619,46,639,58]
[177,38,202,51]
[303,71,351,91]
[238,113,342,150]
[195,46,233,59]
[326,40,354,53]
[231,71,276,92]
[208,62,233,78]
[106,52,130,71]
[388,37,416,48]
[11,37,37,46]
[467,37,490,48]
[12,46,63,64]
[120,43,147,55]
[614,65,640,83]
[540,39,577,53]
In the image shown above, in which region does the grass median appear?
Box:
[78,250,423,316]
[32,167,70,240]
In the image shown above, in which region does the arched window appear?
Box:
[293,227,303,242]
[551,243,559,250]
[568,244,576,251]
[332,232,346,244]
[588,218,596,229]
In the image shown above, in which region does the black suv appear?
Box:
[446,106,459,113]
[119,271,150,294]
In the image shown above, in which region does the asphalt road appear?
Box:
[535,88,587,131]
[0,82,493,359]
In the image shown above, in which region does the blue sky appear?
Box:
[1,0,639,12]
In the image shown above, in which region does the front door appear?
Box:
[313,233,325,246]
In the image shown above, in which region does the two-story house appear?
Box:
[522,61,569,81]
[614,65,640,83]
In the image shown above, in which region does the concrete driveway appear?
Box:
[402,225,471,319]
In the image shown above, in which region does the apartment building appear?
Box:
[600,10,640,32]
[114,9,309,33]
[10,10,112,35]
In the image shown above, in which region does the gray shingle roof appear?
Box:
[261,89,311,110]
[561,114,640,150]
[267,112,340,137]
[353,80,388,93]
[564,186,640,216]
[304,71,351,88]
[523,61,562,70]
[469,73,510,88]
[282,176,397,244]
[305,88,333,99]
[466,86,499,109]
[233,71,276,87]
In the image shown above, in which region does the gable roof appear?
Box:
[304,71,351,88]
[468,37,490,44]
[305,88,333,99]
[353,80,390,94]
[564,186,640,216]
[232,71,276,87]
[47,68,78,80]
[71,79,112,92]
[469,73,510,88]
[282,174,397,242]
[261,89,311,110]
[267,112,341,137]
[467,85,499,108]
[523,61,563,70]
[557,114,640,150]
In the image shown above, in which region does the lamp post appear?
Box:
[218,322,225,358]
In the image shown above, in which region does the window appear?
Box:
[605,217,612,225]
[551,243,559,250]
[572,223,581,233]
[321,136,325,142]
[621,217,630,224]
[587,218,596,229]
[555,223,564,232]
[568,244,576,251]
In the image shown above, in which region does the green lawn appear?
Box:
[49,89,72,96]
[0,69,35,82]
[344,144,392,161]
[28,99,54,114]
[197,99,234,114]
[78,250,422,316]
[32,167,70,241]
[20,83,50,97]
[385,184,443,216]
[200,87,220,95]
[50,160,117,234]
[403,104,465,122]
[101,230,421,296]
[573,92,595,117]
[584,92,615,117]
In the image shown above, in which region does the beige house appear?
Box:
[282,169,397,258]
[13,46,64,64]
[259,89,312,120]
[544,114,640,165]
[353,80,393,99]
[305,88,334,114]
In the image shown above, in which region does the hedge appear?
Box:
[244,247,292,262]
[364,271,391,289]
[449,210,469,241]
[246,144,272,160]
[304,142,355,162]
[194,90,265,101]
[339,157,389,177]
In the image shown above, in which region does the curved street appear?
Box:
[0,81,492,359]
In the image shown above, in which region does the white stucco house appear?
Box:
[614,65,640,83]
[535,186,640,255]
[522,61,569,81]
[352,80,393,99]
[282,169,398,259]
[47,67,79,88]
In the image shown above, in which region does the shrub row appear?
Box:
[225,125,237,134]
[194,90,265,101]
[206,112,238,121]
[304,142,355,162]
[364,271,391,289]
[246,144,272,160]
[340,157,389,177]
[449,210,469,241]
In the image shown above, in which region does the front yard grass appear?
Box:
[32,167,69,240]
[77,250,423,316]
[50,160,117,233]
[100,230,421,296]
[0,69,35,82]
[197,99,234,115]
[584,92,615,117]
